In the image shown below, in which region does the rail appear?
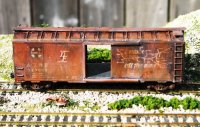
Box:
[0,112,199,126]
[0,88,199,95]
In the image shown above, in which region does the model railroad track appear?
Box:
[0,112,199,126]
[0,88,200,96]
[0,81,200,94]
[0,81,10,83]
[0,89,200,96]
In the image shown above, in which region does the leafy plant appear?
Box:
[131,96,143,106]
[34,23,49,27]
[141,96,167,110]
[108,96,200,111]
[169,97,180,109]
[181,97,199,110]
[184,53,200,83]
[43,94,79,109]
[40,23,49,27]
[79,100,100,111]
[61,94,79,108]
[42,99,56,108]
[108,99,133,110]
[91,102,100,111]
[87,48,111,63]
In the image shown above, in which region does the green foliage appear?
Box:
[181,97,200,110]
[67,98,79,108]
[108,96,200,111]
[184,53,200,83]
[91,102,101,111]
[140,96,167,110]
[0,35,14,81]
[42,100,55,107]
[79,100,100,111]
[169,97,180,109]
[61,93,100,111]
[61,94,79,108]
[87,48,111,63]
[40,23,49,27]
[43,94,79,109]
[131,96,143,106]
[158,109,164,113]
[108,99,132,110]
[34,23,49,27]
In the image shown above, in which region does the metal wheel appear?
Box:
[31,83,42,90]
[21,82,31,90]
[146,82,176,92]
[42,81,53,89]
[30,82,53,91]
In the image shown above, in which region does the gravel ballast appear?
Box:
[0,85,199,114]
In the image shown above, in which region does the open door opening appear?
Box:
[86,45,111,79]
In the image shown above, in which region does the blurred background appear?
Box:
[0,0,200,34]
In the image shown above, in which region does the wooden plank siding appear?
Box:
[126,0,168,27]
[169,0,200,21]
[31,0,78,27]
[80,0,124,27]
[0,0,31,34]
[0,0,200,34]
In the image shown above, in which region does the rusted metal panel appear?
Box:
[27,44,44,80]
[111,42,174,82]
[13,27,184,44]
[13,43,28,82]
[111,46,141,79]
[24,43,84,82]
[13,29,84,83]
[59,43,83,81]
[14,42,84,83]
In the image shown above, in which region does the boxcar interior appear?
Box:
[86,45,111,79]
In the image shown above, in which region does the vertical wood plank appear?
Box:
[16,0,31,26]
[80,0,124,27]
[0,0,31,34]
[0,0,7,34]
[31,0,78,27]
[126,0,168,27]
[170,0,200,21]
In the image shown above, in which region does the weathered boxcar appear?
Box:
[13,27,185,90]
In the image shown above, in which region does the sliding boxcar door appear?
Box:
[111,45,142,79]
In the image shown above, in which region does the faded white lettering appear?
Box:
[59,50,69,62]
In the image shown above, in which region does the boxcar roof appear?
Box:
[13,27,185,32]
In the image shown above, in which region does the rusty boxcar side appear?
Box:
[13,27,185,89]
